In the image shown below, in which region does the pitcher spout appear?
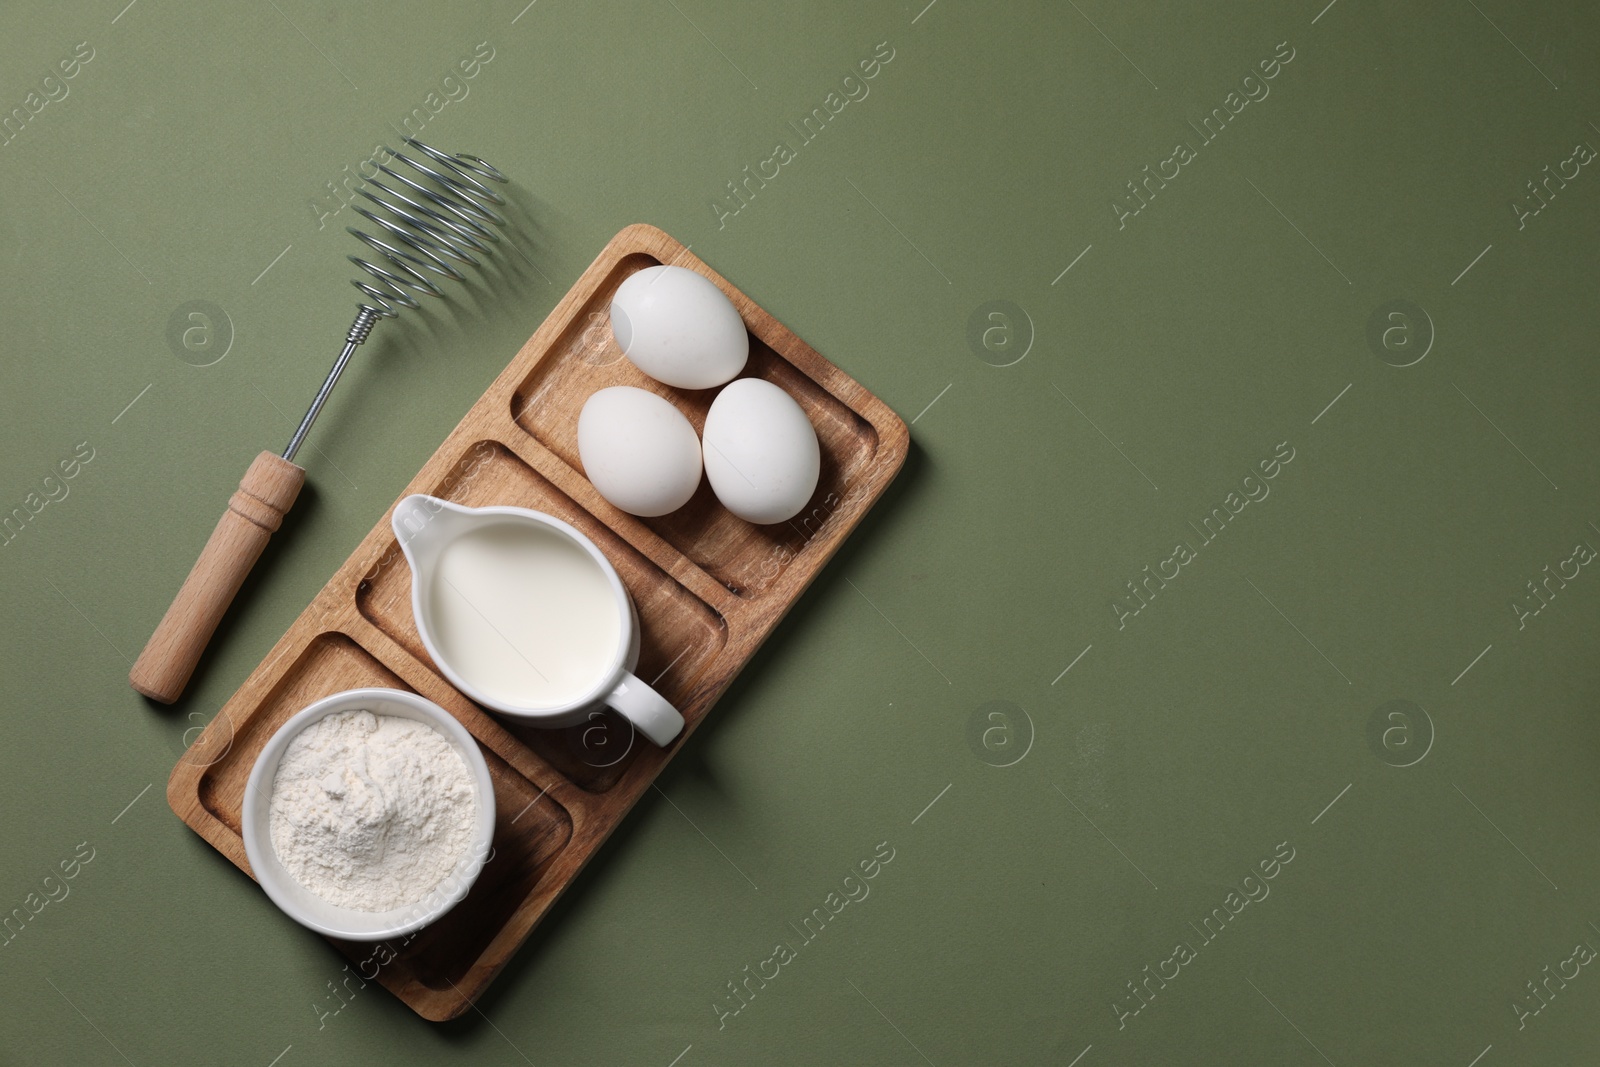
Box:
[392,494,463,570]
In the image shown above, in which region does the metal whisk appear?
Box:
[130,139,509,704]
[284,138,509,462]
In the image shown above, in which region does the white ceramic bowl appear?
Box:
[241,687,496,942]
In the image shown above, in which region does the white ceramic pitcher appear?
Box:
[391,494,684,746]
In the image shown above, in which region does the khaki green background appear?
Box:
[3,0,1599,1064]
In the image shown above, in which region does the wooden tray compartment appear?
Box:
[167,224,908,1021]
[509,248,882,598]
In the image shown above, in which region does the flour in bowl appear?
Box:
[269,709,477,912]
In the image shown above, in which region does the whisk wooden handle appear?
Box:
[130,451,305,704]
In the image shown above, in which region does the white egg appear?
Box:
[609,265,749,390]
[702,379,820,525]
[578,387,702,517]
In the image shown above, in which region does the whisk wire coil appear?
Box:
[347,138,509,318]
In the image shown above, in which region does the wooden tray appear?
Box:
[166,224,908,1021]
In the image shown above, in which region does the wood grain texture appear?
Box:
[165,224,909,1021]
[131,450,305,703]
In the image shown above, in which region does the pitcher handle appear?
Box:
[606,671,684,747]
